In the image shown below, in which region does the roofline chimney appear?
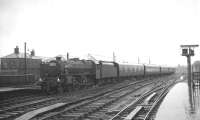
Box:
[14,46,19,54]
[31,49,35,56]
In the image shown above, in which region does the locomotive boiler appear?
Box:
[39,57,96,93]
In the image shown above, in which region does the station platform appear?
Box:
[0,85,41,93]
[155,80,200,120]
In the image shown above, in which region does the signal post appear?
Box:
[180,44,199,87]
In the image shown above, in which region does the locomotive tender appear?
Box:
[39,56,176,93]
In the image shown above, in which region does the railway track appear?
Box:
[0,88,41,101]
[26,82,156,120]
[0,78,146,120]
[17,76,176,120]
[0,75,178,120]
[0,94,48,108]
[0,87,44,109]
[0,79,128,108]
[109,79,176,120]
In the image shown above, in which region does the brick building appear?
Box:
[0,46,42,79]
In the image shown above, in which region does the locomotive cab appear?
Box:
[39,57,66,93]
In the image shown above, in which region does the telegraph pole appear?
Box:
[180,44,199,87]
[149,57,151,64]
[113,52,116,62]
[24,42,27,81]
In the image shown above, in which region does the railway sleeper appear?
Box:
[135,114,147,120]
[1,97,53,113]
[73,108,90,112]
[10,110,24,114]
[99,108,110,113]
[6,112,19,116]
[93,102,107,105]
[0,114,13,120]
[0,111,23,120]
[87,105,103,108]
[144,92,157,105]
[137,104,152,107]
[88,113,110,119]
[105,110,120,115]
[61,112,86,117]
[89,112,104,117]
[65,108,98,118]
[81,105,100,109]
[0,111,22,120]
[71,99,117,119]
[87,103,104,107]
[123,106,143,120]
[79,105,108,118]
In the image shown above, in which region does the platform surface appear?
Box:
[0,85,40,93]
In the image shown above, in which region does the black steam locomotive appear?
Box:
[39,56,175,93]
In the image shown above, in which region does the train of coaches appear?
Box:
[38,56,176,93]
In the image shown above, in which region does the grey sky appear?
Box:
[1,0,200,66]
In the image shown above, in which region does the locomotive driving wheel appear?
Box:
[57,82,64,94]
[42,82,51,94]
[57,86,64,94]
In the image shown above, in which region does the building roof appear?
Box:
[1,53,41,59]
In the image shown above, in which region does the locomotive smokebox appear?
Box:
[56,56,62,61]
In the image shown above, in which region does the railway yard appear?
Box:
[0,74,181,120]
[0,46,180,120]
[2,0,200,119]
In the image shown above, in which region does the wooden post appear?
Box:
[24,42,27,81]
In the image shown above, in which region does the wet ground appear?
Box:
[155,79,200,120]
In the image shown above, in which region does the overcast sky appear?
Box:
[1,0,200,66]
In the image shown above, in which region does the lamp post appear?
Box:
[180,44,199,87]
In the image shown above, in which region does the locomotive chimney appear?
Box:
[56,56,62,61]
[31,49,35,56]
[14,46,19,54]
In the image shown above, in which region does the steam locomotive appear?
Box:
[39,56,176,93]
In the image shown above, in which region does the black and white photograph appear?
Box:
[0,0,200,120]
